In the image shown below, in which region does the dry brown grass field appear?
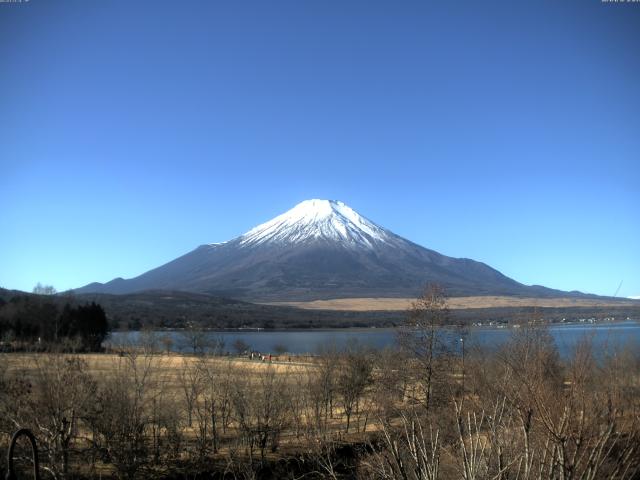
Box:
[0,350,385,478]
[2,352,315,375]
[265,295,639,311]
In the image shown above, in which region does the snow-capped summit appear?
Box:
[239,199,391,248]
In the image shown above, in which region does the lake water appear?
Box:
[108,320,640,359]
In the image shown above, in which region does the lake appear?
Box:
[107,320,640,358]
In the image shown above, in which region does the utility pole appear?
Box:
[613,280,623,298]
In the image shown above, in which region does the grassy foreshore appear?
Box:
[1,324,639,479]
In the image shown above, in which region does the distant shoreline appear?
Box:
[113,318,639,334]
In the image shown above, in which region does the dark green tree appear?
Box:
[59,302,109,351]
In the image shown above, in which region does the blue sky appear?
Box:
[1,0,639,297]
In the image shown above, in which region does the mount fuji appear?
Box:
[76,199,575,301]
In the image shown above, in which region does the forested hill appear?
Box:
[2,288,638,333]
[71,290,403,329]
[0,288,403,330]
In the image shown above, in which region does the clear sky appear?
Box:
[1,0,638,298]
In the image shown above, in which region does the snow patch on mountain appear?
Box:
[238,199,392,248]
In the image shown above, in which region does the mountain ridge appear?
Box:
[75,199,601,301]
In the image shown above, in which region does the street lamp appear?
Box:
[460,337,465,402]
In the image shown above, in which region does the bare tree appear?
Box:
[160,333,174,354]
[459,325,640,480]
[287,364,311,439]
[33,283,57,295]
[231,365,290,462]
[273,343,287,356]
[233,338,250,355]
[365,408,441,480]
[398,283,452,411]
[336,343,373,433]
[210,335,226,356]
[192,356,234,456]
[143,375,185,467]
[308,344,339,437]
[179,323,209,355]
[85,350,163,479]
[2,354,96,479]
[139,328,161,353]
[177,359,202,428]
[375,347,411,418]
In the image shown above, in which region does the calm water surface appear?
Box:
[108,321,640,358]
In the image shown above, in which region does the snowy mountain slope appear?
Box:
[239,199,393,248]
[76,199,576,301]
